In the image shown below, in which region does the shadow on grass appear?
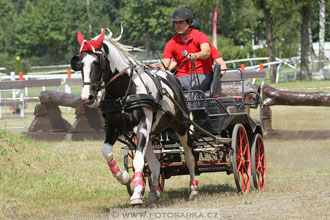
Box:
[99,182,237,212]
[160,183,237,201]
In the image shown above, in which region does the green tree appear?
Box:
[64,0,123,60]
[63,0,91,58]
[16,0,66,64]
[15,0,37,58]
[297,0,319,80]
[120,0,179,52]
[0,0,16,55]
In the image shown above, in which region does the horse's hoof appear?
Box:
[188,180,198,201]
[188,190,198,201]
[148,191,159,204]
[129,198,144,206]
[121,171,130,185]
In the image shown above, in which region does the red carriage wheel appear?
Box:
[230,124,251,193]
[251,133,266,190]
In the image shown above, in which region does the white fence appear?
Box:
[0,56,330,94]
[0,89,25,131]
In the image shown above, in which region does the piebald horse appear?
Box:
[71,29,199,205]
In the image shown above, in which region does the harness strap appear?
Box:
[104,66,135,89]
[136,68,151,95]
[144,67,163,104]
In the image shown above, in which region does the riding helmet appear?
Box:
[191,19,201,31]
[172,7,193,23]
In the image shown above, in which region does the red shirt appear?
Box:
[172,43,222,65]
[210,44,221,60]
[163,29,213,77]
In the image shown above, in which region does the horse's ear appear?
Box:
[93,29,104,49]
[71,55,81,71]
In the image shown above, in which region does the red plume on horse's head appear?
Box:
[77,29,105,53]
[93,29,104,49]
[77,31,85,46]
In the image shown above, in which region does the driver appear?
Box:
[169,19,227,77]
[162,7,213,92]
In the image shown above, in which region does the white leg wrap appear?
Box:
[101,143,130,185]
[130,191,144,201]
[101,143,113,162]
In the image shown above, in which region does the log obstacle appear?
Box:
[262,85,330,139]
[26,91,104,141]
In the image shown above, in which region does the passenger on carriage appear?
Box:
[162,7,227,93]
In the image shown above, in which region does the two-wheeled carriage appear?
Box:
[123,67,266,196]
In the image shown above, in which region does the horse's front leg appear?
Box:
[129,109,153,205]
[101,121,130,185]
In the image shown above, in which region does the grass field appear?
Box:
[1,132,329,219]
[0,79,330,219]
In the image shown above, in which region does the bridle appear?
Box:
[82,51,136,94]
[82,52,108,92]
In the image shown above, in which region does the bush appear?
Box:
[0,53,10,66]
[4,59,31,75]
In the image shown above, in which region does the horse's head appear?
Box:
[71,30,109,108]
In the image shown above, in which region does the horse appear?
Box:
[70,28,199,205]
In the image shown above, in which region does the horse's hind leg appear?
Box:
[130,109,153,205]
[145,140,161,203]
[129,138,148,205]
[177,132,199,201]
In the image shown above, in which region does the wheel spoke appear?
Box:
[257,172,261,188]
[237,159,242,171]
[241,168,245,189]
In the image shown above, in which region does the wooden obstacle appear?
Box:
[262,85,330,139]
[26,91,104,141]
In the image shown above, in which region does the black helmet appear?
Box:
[172,7,193,23]
[191,19,201,31]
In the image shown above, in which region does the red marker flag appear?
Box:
[212,7,218,50]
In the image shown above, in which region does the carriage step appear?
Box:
[214,137,232,144]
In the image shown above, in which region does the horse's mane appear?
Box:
[95,27,143,65]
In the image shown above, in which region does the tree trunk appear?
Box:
[309,18,318,74]
[263,0,276,83]
[319,0,325,70]
[262,85,330,107]
[300,5,310,80]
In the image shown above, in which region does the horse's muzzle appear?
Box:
[83,95,99,108]
[85,95,95,105]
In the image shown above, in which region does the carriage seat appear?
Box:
[209,64,222,98]
[206,64,238,103]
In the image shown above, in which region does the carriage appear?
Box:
[72,28,266,205]
[122,65,266,196]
